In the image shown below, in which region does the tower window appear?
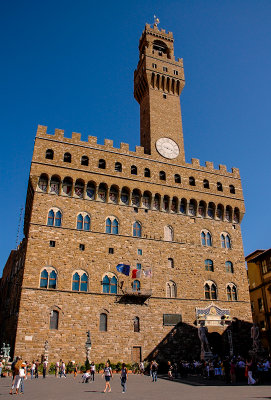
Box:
[163,67,168,72]
[217,182,223,192]
[163,94,167,99]
[203,179,209,189]
[144,168,150,177]
[131,165,137,175]
[79,244,85,251]
[98,159,106,169]
[137,249,142,255]
[45,149,54,160]
[229,185,235,194]
[174,174,181,183]
[189,177,195,186]
[63,152,71,163]
[174,70,179,75]
[50,310,59,330]
[115,162,122,172]
[152,63,157,69]
[109,248,114,254]
[159,171,166,181]
[99,313,108,331]
[205,259,214,272]
[81,156,89,166]
[49,240,55,248]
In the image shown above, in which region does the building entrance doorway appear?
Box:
[208,332,223,355]
[132,346,141,363]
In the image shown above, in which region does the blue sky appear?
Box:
[1,0,271,274]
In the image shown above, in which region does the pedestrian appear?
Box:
[168,361,173,380]
[82,371,91,383]
[19,362,27,394]
[55,361,59,377]
[0,358,3,377]
[43,359,48,378]
[61,361,66,378]
[90,362,95,381]
[30,360,35,379]
[139,361,144,375]
[151,360,158,382]
[35,359,39,378]
[74,364,78,378]
[149,361,153,379]
[102,362,113,393]
[9,357,22,395]
[247,358,256,385]
[120,363,128,393]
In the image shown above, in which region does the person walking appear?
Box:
[43,359,48,378]
[61,361,66,378]
[139,361,144,375]
[35,359,39,378]
[151,360,158,382]
[9,357,22,395]
[247,358,256,385]
[19,362,26,394]
[168,361,173,380]
[74,364,78,378]
[120,363,128,393]
[30,360,35,379]
[90,362,95,381]
[102,362,113,393]
[55,361,60,377]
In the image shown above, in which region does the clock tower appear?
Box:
[134,21,185,163]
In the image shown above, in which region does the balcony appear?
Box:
[117,287,152,304]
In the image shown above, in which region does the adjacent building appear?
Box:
[0,22,252,363]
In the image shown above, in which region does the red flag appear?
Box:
[132,269,141,279]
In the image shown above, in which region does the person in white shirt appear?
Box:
[82,371,91,383]
[90,362,96,381]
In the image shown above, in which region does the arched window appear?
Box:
[74,179,84,198]
[109,185,119,203]
[207,202,215,218]
[77,214,83,230]
[171,197,178,213]
[100,313,107,331]
[162,195,170,212]
[38,174,48,192]
[86,182,96,200]
[189,176,195,186]
[166,281,177,298]
[62,177,73,196]
[164,226,173,241]
[142,191,151,209]
[217,182,223,192]
[153,194,160,210]
[40,269,48,288]
[159,171,166,181]
[105,217,119,234]
[211,284,217,299]
[63,152,71,163]
[229,185,235,194]
[205,259,214,272]
[203,179,209,189]
[233,208,240,223]
[50,310,59,330]
[106,218,111,233]
[198,201,206,217]
[81,156,89,166]
[174,174,181,183]
[188,199,197,216]
[133,280,140,291]
[115,162,122,172]
[72,271,88,292]
[120,187,130,205]
[144,168,150,178]
[50,175,60,194]
[77,213,90,230]
[47,209,62,227]
[112,219,119,234]
[168,258,174,268]
[45,149,54,160]
[206,232,212,247]
[84,215,90,231]
[98,183,107,202]
[225,261,234,273]
[201,232,206,246]
[133,221,141,237]
[201,231,212,246]
[226,235,231,249]
[205,281,217,299]
[180,198,187,214]
[98,159,106,169]
[134,317,140,332]
[49,270,57,289]
[72,272,80,291]
[131,165,137,175]
[204,284,210,299]
[221,234,226,248]
[227,284,237,301]
[102,275,117,294]
[225,206,232,222]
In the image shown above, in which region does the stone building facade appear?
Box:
[0,23,252,363]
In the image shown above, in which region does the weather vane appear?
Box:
[154,15,160,27]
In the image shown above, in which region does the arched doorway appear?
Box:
[208,332,223,356]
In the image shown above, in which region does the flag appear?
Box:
[132,269,141,279]
[116,264,130,276]
[143,268,152,278]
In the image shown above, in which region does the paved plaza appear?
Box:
[1,374,271,400]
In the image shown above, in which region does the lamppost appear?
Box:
[85,331,91,363]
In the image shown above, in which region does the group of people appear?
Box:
[82,362,128,393]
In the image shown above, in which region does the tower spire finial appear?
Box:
[153,15,160,27]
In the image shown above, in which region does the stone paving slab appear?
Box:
[1,374,271,400]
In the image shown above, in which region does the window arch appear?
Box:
[86,181,96,200]
[168,258,174,268]
[188,199,197,216]
[133,280,140,291]
[40,267,57,289]
[229,185,235,194]
[233,208,240,223]
[133,221,142,237]
[159,171,166,181]
[38,174,48,192]
[205,259,214,272]
[50,310,59,330]
[115,162,122,172]
[98,183,107,202]
[201,230,212,246]
[162,195,170,212]
[81,155,89,166]
[98,159,106,169]
[221,233,231,249]
[132,189,141,207]
[74,179,84,198]
[45,149,54,160]
[134,317,140,332]
[225,261,234,273]
[47,208,62,227]
[198,201,206,217]
[144,168,150,178]
[171,197,178,213]
[102,274,117,294]
[99,313,107,331]
[131,165,137,175]
[174,174,181,183]
[142,191,151,209]
[204,281,217,300]
[226,234,231,249]
[225,206,232,222]
[105,217,119,234]
[203,179,209,189]
[216,204,224,220]
[153,194,160,210]
[227,283,237,301]
[72,271,88,292]
[109,185,119,203]
[76,213,90,231]
[62,177,73,196]
[63,152,71,163]
[120,187,130,205]
[180,198,187,214]
[217,182,223,192]
[166,281,177,298]
[164,226,173,241]
[50,175,60,194]
[189,176,195,186]
[207,202,215,218]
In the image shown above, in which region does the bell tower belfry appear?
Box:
[134,21,185,163]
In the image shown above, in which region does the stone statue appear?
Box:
[198,322,211,353]
[251,323,260,352]
[85,331,92,362]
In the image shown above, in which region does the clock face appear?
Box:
[155,138,180,159]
